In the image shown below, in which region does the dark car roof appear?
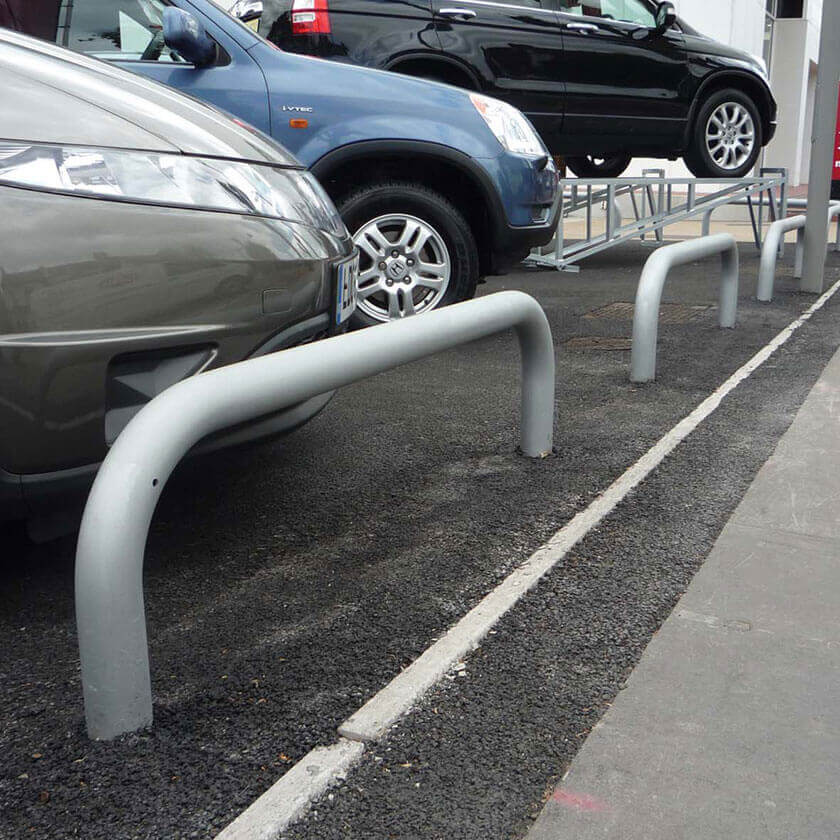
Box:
[0,28,300,166]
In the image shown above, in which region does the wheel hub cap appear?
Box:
[705,102,756,172]
[386,259,408,281]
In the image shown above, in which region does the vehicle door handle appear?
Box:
[438,7,477,20]
[565,21,599,32]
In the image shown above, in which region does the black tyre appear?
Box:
[565,154,632,179]
[685,88,763,179]
[338,181,479,327]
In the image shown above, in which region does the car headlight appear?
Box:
[469,93,547,157]
[0,142,347,237]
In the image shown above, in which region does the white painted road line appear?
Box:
[215,276,840,839]
[214,738,364,840]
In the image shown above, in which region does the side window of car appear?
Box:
[561,0,655,26]
[56,0,184,62]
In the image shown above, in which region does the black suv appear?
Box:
[252,0,777,179]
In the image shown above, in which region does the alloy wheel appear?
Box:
[705,102,756,172]
[352,213,451,322]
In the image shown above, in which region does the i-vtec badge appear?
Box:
[282,105,313,113]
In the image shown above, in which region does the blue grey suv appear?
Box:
[1,0,559,325]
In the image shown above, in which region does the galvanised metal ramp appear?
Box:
[528,168,787,272]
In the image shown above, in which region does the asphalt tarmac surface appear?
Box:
[2,241,839,839]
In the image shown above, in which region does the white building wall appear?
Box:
[673,0,737,46]
[764,19,810,183]
[800,64,817,177]
[806,0,822,29]
[803,0,822,63]
[762,0,823,186]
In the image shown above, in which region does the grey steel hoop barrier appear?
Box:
[757,203,840,302]
[74,291,555,740]
[630,234,739,383]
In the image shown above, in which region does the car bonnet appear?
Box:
[0,29,301,167]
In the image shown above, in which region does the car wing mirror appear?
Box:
[163,7,216,67]
[653,1,676,34]
[229,0,264,30]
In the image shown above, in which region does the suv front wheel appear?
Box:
[338,182,479,327]
[685,88,763,179]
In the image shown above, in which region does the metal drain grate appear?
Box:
[584,302,712,324]
[563,336,632,351]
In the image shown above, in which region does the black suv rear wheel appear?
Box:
[338,182,479,327]
[565,154,632,179]
[685,88,763,179]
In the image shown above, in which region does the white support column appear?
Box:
[801,1,840,294]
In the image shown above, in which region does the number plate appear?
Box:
[335,252,359,326]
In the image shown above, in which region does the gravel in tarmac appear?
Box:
[2,242,838,839]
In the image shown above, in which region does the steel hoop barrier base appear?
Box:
[758,204,840,302]
[74,291,555,740]
[630,233,739,383]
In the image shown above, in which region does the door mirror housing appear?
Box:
[654,1,676,34]
[163,7,216,67]
[229,0,264,30]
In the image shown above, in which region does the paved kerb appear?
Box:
[529,347,840,840]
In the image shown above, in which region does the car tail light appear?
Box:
[291,0,330,34]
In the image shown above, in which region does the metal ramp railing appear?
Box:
[528,168,788,273]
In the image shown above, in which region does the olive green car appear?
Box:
[0,30,358,523]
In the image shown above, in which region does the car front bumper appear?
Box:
[0,311,340,523]
[477,151,560,272]
[0,186,354,522]
[489,193,561,272]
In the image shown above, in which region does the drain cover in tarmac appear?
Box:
[563,337,632,351]
[584,302,712,324]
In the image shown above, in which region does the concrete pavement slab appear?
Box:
[678,523,840,640]
[530,616,840,840]
[528,345,840,840]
